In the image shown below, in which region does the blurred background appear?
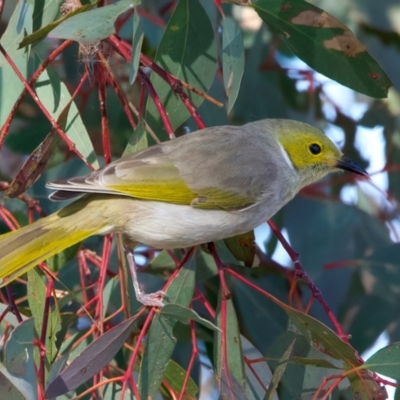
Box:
[1,0,400,398]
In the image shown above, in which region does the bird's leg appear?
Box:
[125,250,167,308]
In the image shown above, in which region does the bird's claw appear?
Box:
[136,290,168,308]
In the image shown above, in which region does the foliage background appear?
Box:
[0,0,400,399]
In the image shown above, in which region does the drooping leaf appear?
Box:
[265,340,295,400]
[0,1,33,129]
[0,1,33,67]
[224,230,256,268]
[241,336,272,399]
[252,0,391,98]
[139,254,196,399]
[32,0,64,32]
[45,316,138,398]
[129,10,144,84]
[214,290,256,400]
[5,130,62,197]
[2,318,38,400]
[123,120,148,156]
[145,0,217,137]
[160,304,220,332]
[19,4,95,48]
[45,243,81,272]
[48,0,139,45]
[162,360,198,399]
[363,342,400,380]
[222,17,244,113]
[35,67,99,169]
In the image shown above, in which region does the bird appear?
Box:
[0,119,368,306]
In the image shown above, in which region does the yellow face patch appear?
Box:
[277,131,342,170]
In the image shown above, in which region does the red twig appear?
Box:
[0,43,93,169]
[0,205,21,230]
[96,234,113,333]
[121,308,156,398]
[267,220,350,343]
[194,288,216,319]
[108,35,175,138]
[98,84,112,164]
[0,40,74,150]
[177,320,199,400]
[5,285,23,323]
[38,279,54,386]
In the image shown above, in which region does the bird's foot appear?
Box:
[136,290,168,308]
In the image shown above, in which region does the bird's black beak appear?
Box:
[336,156,369,177]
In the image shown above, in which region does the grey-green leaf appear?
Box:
[252,0,391,98]
[3,318,38,400]
[139,254,196,399]
[222,17,244,113]
[160,303,220,332]
[48,0,139,44]
[145,0,217,136]
[129,10,144,84]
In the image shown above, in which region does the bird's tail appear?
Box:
[0,196,112,285]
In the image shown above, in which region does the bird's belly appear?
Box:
[119,200,274,249]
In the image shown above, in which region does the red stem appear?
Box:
[139,53,206,129]
[108,35,175,138]
[96,234,113,333]
[38,279,54,386]
[0,40,74,150]
[0,43,93,169]
[177,320,199,400]
[267,220,350,343]
[98,84,112,164]
[121,308,156,398]
[106,73,137,129]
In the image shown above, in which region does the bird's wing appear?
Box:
[47,127,274,210]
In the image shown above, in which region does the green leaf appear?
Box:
[45,316,138,398]
[363,342,400,380]
[32,0,63,32]
[3,318,38,400]
[241,336,272,399]
[0,1,33,129]
[123,121,148,156]
[139,254,196,399]
[283,306,360,365]
[129,10,144,84]
[27,269,61,369]
[46,351,69,389]
[35,67,99,169]
[48,0,139,44]
[0,1,33,67]
[160,304,220,332]
[145,0,217,137]
[19,4,95,48]
[222,17,244,113]
[224,230,256,268]
[0,370,25,400]
[252,0,391,98]
[291,357,341,369]
[265,340,295,400]
[163,360,198,398]
[214,291,255,400]
[0,302,28,327]
[27,268,46,366]
[46,243,80,272]
[361,24,400,50]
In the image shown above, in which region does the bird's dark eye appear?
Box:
[309,143,321,155]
